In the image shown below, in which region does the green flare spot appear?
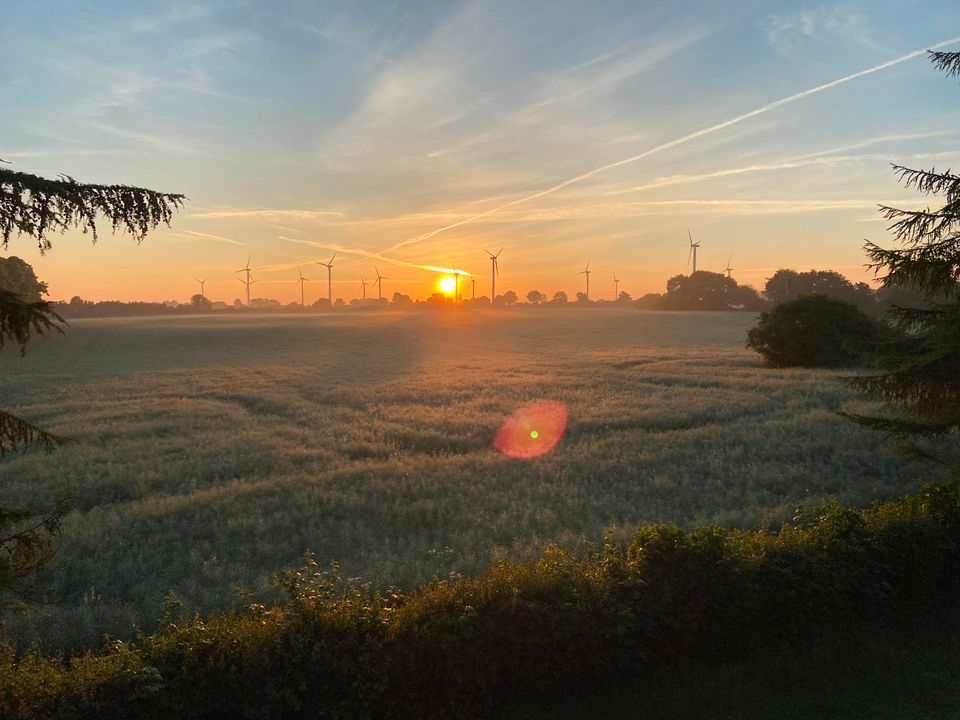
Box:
[530,430,539,439]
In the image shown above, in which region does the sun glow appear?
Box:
[439,276,457,295]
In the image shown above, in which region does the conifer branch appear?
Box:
[930,50,960,78]
[0,168,185,252]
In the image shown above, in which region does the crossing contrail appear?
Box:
[383,37,960,255]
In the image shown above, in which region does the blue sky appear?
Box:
[2,1,960,302]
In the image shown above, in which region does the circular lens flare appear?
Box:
[494,401,568,459]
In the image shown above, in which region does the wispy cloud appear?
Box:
[276,235,467,276]
[188,208,344,221]
[380,36,960,255]
[766,4,882,55]
[166,229,248,247]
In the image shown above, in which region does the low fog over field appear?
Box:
[0,309,937,649]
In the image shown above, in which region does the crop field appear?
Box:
[0,308,940,651]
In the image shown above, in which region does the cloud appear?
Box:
[275,236,466,277]
[188,208,343,221]
[166,229,248,247]
[379,35,960,254]
[766,4,879,54]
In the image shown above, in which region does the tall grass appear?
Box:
[0,309,940,650]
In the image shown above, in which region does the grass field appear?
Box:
[0,308,940,651]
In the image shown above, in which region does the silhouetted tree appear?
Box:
[502,290,519,306]
[617,290,632,303]
[0,257,48,300]
[575,291,590,304]
[551,291,568,304]
[0,161,182,612]
[764,269,875,312]
[636,292,663,309]
[747,295,881,367]
[190,293,212,310]
[661,271,737,310]
[842,51,960,465]
[526,290,546,304]
[391,292,412,307]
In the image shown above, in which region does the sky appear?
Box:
[2,0,960,303]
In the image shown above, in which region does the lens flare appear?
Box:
[494,401,568,459]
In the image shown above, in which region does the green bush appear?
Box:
[746,294,884,367]
[2,483,959,719]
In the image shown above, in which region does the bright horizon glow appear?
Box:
[2,1,959,303]
[439,276,457,295]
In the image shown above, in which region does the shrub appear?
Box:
[746,294,884,367]
[2,483,960,719]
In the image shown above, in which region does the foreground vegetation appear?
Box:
[504,605,960,719]
[0,310,941,651]
[2,480,958,719]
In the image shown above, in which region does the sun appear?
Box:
[439,276,457,295]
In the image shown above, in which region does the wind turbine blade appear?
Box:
[687,245,692,268]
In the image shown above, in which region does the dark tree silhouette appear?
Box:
[0,163,183,610]
[764,268,875,312]
[0,166,184,252]
[842,50,960,465]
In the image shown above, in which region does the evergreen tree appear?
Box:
[842,51,960,466]
[0,162,182,610]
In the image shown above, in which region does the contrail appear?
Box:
[383,37,960,254]
[277,235,470,276]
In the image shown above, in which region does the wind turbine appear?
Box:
[724,256,734,279]
[237,257,255,306]
[295,266,309,307]
[195,277,207,299]
[359,275,370,301]
[687,230,701,274]
[315,252,336,301]
[451,264,460,304]
[485,248,502,300]
[579,259,591,300]
[613,272,619,301]
[470,273,477,301]
[374,265,389,300]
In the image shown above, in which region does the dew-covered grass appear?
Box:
[0,308,938,650]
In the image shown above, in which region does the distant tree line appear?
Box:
[6,259,939,319]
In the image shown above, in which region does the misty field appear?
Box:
[0,308,939,650]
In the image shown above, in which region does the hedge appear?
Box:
[2,482,959,719]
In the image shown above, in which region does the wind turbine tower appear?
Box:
[724,256,734,279]
[237,257,255,306]
[374,265,389,300]
[579,260,591,300]
[687,230,701,274]
[195,277,207,299]
[470,274,477,301]
[359,275,370,301]
[316,253,336,301]
[295,267,309,307]
[485,248,502,300]
[613,273,619,301]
